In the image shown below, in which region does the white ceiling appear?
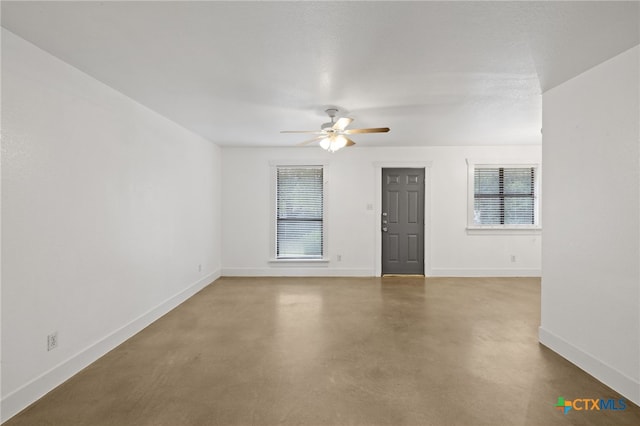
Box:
[2,1,638,148]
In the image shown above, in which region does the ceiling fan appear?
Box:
[280,108,390,152]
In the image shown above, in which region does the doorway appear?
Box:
[381,168,425,275]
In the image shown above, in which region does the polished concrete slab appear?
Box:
[6,277,640,425]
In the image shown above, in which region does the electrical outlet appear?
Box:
[510,255,516,263]
[337,254,342,262]
[198,264,202,272]
[47,332,58,351]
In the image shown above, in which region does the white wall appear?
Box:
[540,45,640,405]
[1,30,221,421]
[222,145,541,277]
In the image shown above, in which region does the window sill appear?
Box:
[269,258,330,264]
[466,227,541,235]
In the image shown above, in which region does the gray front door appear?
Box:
[382,168,425,275]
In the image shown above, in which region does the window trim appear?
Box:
[269,161,329,263]
[466,159,541,233]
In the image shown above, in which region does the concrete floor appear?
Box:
[5,277,640,425]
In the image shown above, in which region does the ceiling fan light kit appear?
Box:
[319,134,349,153]
[281,108,390,153]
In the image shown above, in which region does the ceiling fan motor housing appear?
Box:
[321,108,339,130]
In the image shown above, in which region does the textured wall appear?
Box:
[1,29,221,420]
[540,45,640,405]
[221,145,542,277]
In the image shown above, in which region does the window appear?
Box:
[276,166,324,259]
[467,162,540,230]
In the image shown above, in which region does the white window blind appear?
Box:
[473,167,536,226]
[276,167,324,259]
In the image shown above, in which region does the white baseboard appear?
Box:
[221,267,373,277]
[222,267,541,278]
[1,270,221,424]
[429,268,541,277]
[539,326,640,406]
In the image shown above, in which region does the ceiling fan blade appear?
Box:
[297,136,324,146]
[281,130,326,134]
[343,127,390,134]
[332,117,353,130]
[345,137,356,147]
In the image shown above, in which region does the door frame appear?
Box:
[374,162,432,277]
